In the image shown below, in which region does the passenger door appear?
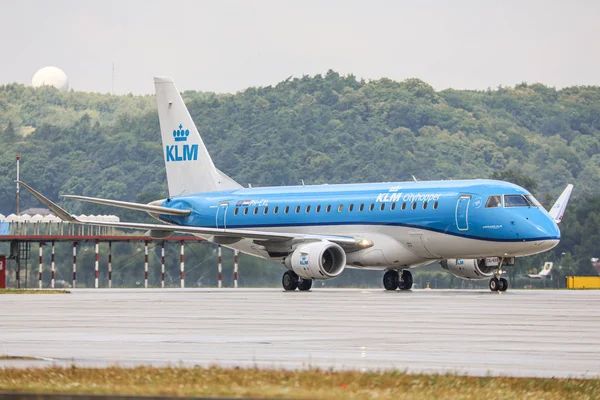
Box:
[455,195,471,231]
[216,202,229,229]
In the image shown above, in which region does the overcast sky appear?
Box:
[1,0,598,94]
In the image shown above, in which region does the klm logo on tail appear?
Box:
[166,124,198,162]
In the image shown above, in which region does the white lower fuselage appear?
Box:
[201,224,558,270]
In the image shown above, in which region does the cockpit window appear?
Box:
[525,195,541,207]
[504,195,530,207]
[485,195,502,208]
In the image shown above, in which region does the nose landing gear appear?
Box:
[489,258,508,292]
[383,269,413,291]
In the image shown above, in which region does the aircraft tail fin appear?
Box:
[154,77,242,197]
[549,184,573,224]
[540,262,553,276]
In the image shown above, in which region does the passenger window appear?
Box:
[253,207,258,215]
[390,203,396,211]
[263,206,268,214]
[359,204,364,212]
[306,205,311,213]
[234,208,239,215]
[348,204,354,212]
[284,206,289,214]
[485,195,502,208]
[244,208,248,215]
[295,205,300,213]
[423,201,428,210]
[316,205,321,213]
[326,205,331,212]
[504,195,529,207]
[401,202,406,210]
[380,203,385,211]
[411,202,417,210]
[433,201,438,210]
[369,204,374,211]
[338,204,343,212]
[274,206,278,214]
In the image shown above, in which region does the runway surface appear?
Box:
[1,288,599,378]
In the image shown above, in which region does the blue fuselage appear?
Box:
[159,179,559,248]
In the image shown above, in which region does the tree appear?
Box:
[491,169,538,194]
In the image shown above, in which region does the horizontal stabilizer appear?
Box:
[62,195,190,216]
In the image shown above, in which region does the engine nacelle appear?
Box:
[440,259,496,280]
[284,241,346,280]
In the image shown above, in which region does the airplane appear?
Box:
[526,262,553,279]
[18,76,574,293]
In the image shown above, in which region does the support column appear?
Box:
[234,250,239,288]
[72,242,77,288]
[218,245,222,288]
[94,239,99,289]
[161,241,165,289]
[38,243,43,289]
[51,240,55,289]
[180,240,185,288]
[108,242,112,288]
[144,241,149,288]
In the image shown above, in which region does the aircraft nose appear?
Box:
[530,212,561,240]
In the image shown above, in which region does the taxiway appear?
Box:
[1,289,599,378]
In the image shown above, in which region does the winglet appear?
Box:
[549,184,574,224]
[16,181,77,222]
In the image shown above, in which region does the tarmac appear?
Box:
[1,288,599,378]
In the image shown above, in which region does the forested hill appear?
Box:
[1,71,599,215]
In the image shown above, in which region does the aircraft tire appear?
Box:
[383,270,399,291]
[499,278,508,292]
[298,278,313,291]
[489,277,499,292]
[399,270,413,290]
[282,271,299,291]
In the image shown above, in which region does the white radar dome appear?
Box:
[31,66,69,91]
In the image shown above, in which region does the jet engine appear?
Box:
[284,241,346,280]
[440,259,496,280]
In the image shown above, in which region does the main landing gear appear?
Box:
[282,271,312,291]
[383,269,413,291]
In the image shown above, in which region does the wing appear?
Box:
[19,181,372,251]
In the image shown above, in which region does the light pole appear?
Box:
[15,155,20,215]
[559,252,566,288]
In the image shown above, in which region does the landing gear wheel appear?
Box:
[399,270,413,290]
[499,278,508,292]
[298,278,313,291]
[489,277,499,292]
[282,271,299,291]
[383,270,399,291]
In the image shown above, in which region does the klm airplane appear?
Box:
[20,77,573,292]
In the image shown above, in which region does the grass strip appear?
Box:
[0,366,598,399]
[0,289,69,294]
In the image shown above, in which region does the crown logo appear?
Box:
[173,124,190,142]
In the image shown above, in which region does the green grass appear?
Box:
[0,366,598,399]
[0,289,69,294]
